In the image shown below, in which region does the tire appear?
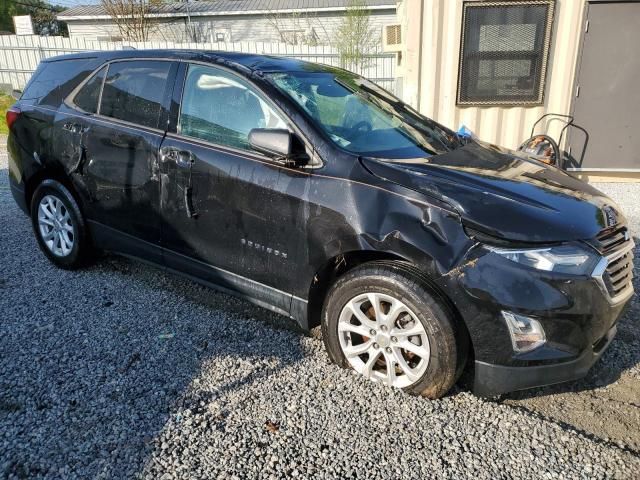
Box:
[321,261,463,399]
[30,179,92,270]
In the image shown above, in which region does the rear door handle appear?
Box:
[63,122,89,134]
[160,146,177,163]
[160,147,194,168]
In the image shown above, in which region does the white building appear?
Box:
[57,0,398,45]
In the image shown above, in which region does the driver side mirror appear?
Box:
[248,129,309,167]
[11,89,22,100]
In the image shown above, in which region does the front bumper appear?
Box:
[435,241,634,396]
[473,323,617,397]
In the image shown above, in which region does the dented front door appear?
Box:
[158,135,309,315]
[159,63,309,314]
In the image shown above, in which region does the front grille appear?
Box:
[603,249,634,298]
[593,225,635,302]
[595,225,629,255]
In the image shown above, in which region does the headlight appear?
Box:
[487,244,598,275]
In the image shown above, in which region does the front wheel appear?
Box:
[321,262,463,399]
[30,179,92,269]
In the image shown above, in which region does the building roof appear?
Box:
[58,0,397,21]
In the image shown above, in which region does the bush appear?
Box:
[0,94,13,135]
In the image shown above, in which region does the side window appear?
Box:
[73,66,107,114]
[179,64,287,150]
[99,60,172,129]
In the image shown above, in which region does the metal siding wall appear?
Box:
[204,10,396,43]
[410,0,586,150]
[67,21,122,41]
[61,10,397,45]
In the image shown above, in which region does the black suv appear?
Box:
[7,50,634,398]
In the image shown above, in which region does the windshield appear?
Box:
[267,70,464,158]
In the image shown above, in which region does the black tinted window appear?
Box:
[22,58,97,106]
[100,61,171,129]
[73,66,106,114]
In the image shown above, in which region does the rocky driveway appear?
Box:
[1,138,638,479]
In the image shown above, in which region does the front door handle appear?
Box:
[176,150,194,168]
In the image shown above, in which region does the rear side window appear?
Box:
[178,64,286,150]
[21,57,98,106]
[73,66,107,114]
[99,60,172,129]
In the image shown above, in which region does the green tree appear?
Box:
[0,0,68,36]
[334,0,377,71]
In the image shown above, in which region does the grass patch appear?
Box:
[0,94,14,135]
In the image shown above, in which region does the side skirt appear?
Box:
[88,220,310,328]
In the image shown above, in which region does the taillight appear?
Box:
[6,106,21,131]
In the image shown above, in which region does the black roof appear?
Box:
[44,49,331,74]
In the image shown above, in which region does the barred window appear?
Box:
[457,1,555,106]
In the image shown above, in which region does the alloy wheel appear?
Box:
[37,194,75,257]
[338,292,430,388]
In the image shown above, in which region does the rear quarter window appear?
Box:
[21,57,99,107]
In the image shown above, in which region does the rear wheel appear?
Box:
[321,262,462,398]
[31,179,92,269]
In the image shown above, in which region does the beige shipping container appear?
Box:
[398,0,586,152]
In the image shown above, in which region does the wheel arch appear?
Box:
[24,167,82,215]
[306,251,406,330]
[306,254,473,376]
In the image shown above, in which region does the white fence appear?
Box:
[0,35,398,93]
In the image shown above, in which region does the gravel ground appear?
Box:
[1,137,639,479]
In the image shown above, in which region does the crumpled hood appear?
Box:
[361,141,624,243]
